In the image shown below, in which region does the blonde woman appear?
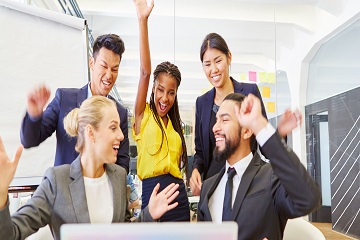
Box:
[0,96,179,240]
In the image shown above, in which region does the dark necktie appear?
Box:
[222,167,237,221]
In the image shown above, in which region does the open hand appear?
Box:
[148,183,179,220]
[133,0,154,20]
[0,137,23,207]
[277,109,302,138]
[27,85,51,118]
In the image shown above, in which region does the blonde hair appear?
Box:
[63,96,117,153]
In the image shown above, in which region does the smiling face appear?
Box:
[89,47,121,96]
[202,47,232,89]
[153,72,178,119]
[212,100,242,162]
[92,106,124,164]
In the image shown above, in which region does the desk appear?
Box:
[9,176,43,193]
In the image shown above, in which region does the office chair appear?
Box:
[283,217,325,240]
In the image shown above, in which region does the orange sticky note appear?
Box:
[240,73,247,81]
[262,86,270,98]
[267,102,276,113]
[259,72,267,83]
[248,71,257,82]
[268,72,276,83]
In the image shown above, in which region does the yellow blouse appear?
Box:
[132,104,183,180]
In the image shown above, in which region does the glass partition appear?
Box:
[174,1,279,155]
[305,17,360,238]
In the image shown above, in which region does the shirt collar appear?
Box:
[87,82,92,99]
[87,82,109,99]
[226,152,253,177]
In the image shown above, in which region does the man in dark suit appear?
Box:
[197,93,321,240]
[191,79,267,188]
[20,34,129,172]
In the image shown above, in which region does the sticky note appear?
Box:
[268,72,276,83]
[259,72,267,83]
[240,73,247,81]
[248,71,257,82]
[267,102,276,113]
[262,86,270,98]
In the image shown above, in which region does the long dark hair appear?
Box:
[200,32,230,62]
[149,61,188,174]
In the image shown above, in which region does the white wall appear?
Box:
[0,0,87,178]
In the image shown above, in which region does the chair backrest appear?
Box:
[283,218,325,240]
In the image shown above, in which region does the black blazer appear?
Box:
[193,77,267,179]
[20,84,130,172]
[197,133,321,240]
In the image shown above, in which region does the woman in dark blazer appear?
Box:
[189,33,268,195]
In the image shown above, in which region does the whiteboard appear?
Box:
[0,0,88,178]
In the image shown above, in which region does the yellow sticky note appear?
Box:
[259,72,267,83]
[240,73,247,81]
[262,86,270,98]
[268,73,276,83]
[267,102,276,113]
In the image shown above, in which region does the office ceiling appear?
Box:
[74,0,340,122]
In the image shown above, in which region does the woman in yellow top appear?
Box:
[132,0,189,221]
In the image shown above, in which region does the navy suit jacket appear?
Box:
[197,133,321,240]
[193,77,267,179]
[20,84,130,172]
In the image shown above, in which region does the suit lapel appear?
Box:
[77,84,88,106]
[106,164,122,222]
[69,156,90,223]
[231,77,244,93]
[202,89,216,165]
[230,154,262,220]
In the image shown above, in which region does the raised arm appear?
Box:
[20,85,53,148]
[236,95,320,216]
[133,0,154,135]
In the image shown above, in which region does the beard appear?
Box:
[213,126,242,163]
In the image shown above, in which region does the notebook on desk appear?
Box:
[61,222,237,240]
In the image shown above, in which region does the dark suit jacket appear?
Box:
[193,77,267,179]
[0,157,154,240]
[20,84,129,172]
[197,133,321,240]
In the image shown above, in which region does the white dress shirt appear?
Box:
[83,171,114,223]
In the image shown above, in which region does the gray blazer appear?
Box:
[0,157,154,240]
[197,133,321,240]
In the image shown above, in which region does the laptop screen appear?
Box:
[61,222,237,240]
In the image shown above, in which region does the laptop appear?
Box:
[61,222,237,240]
